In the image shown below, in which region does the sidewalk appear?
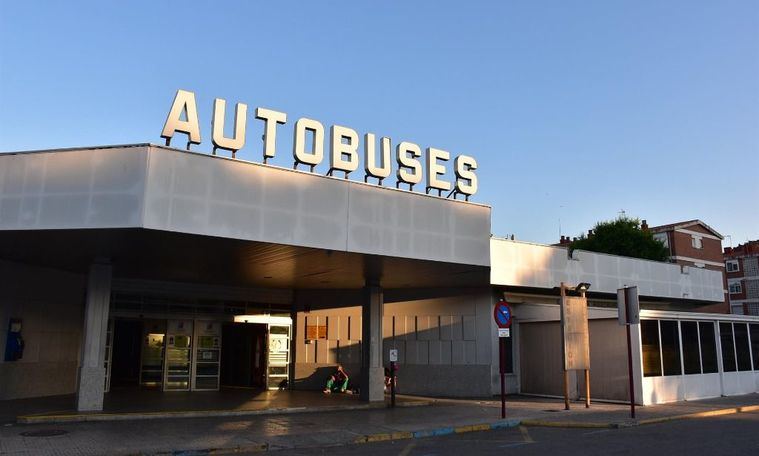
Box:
[1,394,757,455]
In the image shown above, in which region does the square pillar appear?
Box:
[360,282,384,401]
[76,262,112,412]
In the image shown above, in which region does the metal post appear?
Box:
[499,337,506,419]
[584,369,590,408]
[390,361,396,408]
[560,283,570,411]
[582,288,590,409]
[625,287,636,419]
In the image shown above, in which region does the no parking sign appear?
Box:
[494,300,512,337]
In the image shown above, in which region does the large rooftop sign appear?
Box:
[160,89,478,199]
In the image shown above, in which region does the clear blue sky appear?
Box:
[1,1,757,245]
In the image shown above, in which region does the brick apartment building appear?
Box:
[724,240,759,316]
[647,219,728,313]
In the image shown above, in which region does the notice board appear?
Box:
[561,296,590,370]
[305,325,327,340]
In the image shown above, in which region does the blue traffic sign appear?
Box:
[494,301,512,328]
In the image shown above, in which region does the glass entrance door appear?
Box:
[140,320,166,387]
[163,319,193,391]
[267,325,291,389]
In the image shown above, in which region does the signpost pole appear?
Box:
[624,288,636,419]
[582,288,590,409]
[493,299,512,420]
[390,360,396,408]
[560,283,570,411]
[499,337,506,419]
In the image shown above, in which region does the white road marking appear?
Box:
[519,425,535,443]
[398,441,417,456]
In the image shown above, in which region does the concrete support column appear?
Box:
[360,282,384,401]
[76,262,112,412]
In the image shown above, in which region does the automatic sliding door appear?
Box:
[192,321,221,391]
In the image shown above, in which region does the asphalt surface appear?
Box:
[274,411,759,456]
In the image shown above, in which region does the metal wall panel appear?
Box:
[347,183,490,266]
[0,147,147,230]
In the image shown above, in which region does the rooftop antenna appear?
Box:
[618,209,626,218]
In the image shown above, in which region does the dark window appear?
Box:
[734,323,752,371]
[750,324,759,371]
[641,320,662,377]
[660,320,682,376]
[699,322,718,374]
[681,321,701,374]
[720,323,736,372]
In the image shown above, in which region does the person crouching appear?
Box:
[323,364,350,394]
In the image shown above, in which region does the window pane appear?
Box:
[660,320,682,376]
[641,320,662,377]
[734,323,752,371]
[699,322,718,373]
[681,321,701,374]
[720,322,736,372]
[751,324,759,371]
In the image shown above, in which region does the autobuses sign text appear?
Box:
[160,89,478,199]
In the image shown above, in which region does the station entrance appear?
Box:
[105,315,291,393]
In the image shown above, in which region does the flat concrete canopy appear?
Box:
[0,144,492,289]
[0,228,488,289]
[0,144,491,266]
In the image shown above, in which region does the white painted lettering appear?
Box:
[211,98,247,153]
[161,89,201,148]
[255,107,287,162]
[293,118,325,168]
[330,125,359,176]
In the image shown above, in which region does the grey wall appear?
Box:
[0,260,86,400]
[492,238,724,303]
[514,298,641,401]
[292,288,494,397]
[579,319,630,401]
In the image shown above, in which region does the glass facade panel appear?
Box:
[699,322,718,374]
[751,324,759,371]
[681,321,701,374]
[641,320,662,377]
[660,320,682,376]
[734,323,752,371]
[720,322,736,372]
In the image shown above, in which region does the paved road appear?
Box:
[275,411,759,456]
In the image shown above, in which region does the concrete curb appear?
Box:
[637,404,759,425]
[17,400,432,425]
[131,419,522,455]
[521,403,759,429]
[520,419,614,429]
[353,418,521,444]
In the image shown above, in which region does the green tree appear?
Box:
[570,217,669,261]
